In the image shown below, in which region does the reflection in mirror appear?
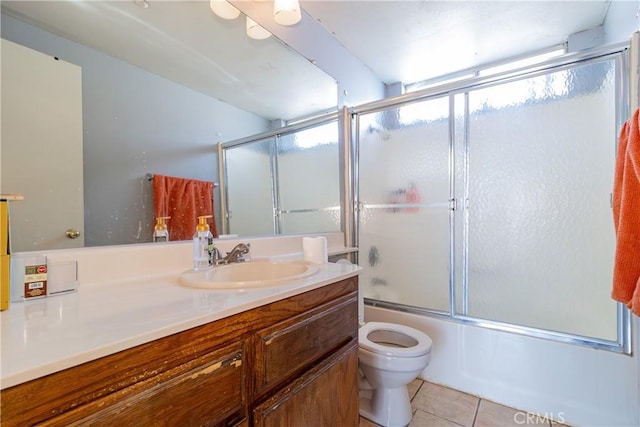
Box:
[225,139,275,236]
[0,1,338,252]
[2,37,85,252]
[277,122,342,234]
[222,117,342,237]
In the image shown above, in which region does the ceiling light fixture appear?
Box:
[134,0,149,9]
[273,0,301,26]
[209,0,240,20]
[209,0,300,41]
[246,18,272,40]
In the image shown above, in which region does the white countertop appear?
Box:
[1,261,361,389]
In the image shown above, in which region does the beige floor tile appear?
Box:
[409,409,464,427]
[408,378,423,401]
[359,416,382,427]
[475,400,550,427]
[411,382,479,427]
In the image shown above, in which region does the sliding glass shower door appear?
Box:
[461,59,619,341]
[277,121,341,234]
[223,119,341,236]
[357,47,628,350]
[225,137,274,236]
[358,96,451,313]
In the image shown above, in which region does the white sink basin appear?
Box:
[178,261,321,290]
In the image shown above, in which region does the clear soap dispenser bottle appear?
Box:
[153,217,170,242]
[193,215,213,270]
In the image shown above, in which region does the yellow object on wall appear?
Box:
[0,195,22,310]
[1,200,10,310]
[1,255,8,310]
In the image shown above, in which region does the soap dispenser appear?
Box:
[193,215,213,270]
[153,217,170,242]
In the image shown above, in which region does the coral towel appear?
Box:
[612,108,640,316]
[153,174,218,241]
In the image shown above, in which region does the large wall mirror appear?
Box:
[0,1,337,253]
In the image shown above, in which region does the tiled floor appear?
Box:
[359,380,568,427]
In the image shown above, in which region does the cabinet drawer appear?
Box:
[253,340,359,427]
[42,342,246,427]
[254,292,357,393]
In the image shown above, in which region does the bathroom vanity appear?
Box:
[0,237,361,426]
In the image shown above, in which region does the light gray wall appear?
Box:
[1,14,270,246]
[229,1,385,109]
[603,0,640,45]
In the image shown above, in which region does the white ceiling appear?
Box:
[1,1,611,121]
[302,1,610,84]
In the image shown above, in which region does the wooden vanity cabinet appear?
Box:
[0,277,359,427]
[44,342,247,427]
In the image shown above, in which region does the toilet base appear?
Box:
[359,385,412,427]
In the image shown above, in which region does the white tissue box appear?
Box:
[47,260,78,296]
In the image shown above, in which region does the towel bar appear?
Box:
[145,173,218,187]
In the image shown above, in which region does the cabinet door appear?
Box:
[42,343,246,427]
[253,340,359,427]
[254,293,357,394]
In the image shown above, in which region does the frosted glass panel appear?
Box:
[226,139,274,236]
[224,121,340,237]
[277,122,340,211]
[359,97,450,208]
[465,59,618,340]
[359,207,450,312]
[358,96,450,312]
[281,210,340,235]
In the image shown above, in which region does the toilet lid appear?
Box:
[359,321,432,358]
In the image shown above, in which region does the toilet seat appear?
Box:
[359,321,432,358]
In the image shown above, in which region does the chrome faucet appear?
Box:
[211,242,251,265]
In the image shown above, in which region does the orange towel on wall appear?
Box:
[612,108,640,316]
[153,174,218,241]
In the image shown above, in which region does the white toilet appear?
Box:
[358,321,432,427]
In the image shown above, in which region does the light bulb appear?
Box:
[274,0,301,26]
[246,18,271,40]
[209,0,240,20]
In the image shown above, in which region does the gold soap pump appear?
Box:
[193,215,213,270]
[153,217,170,242]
